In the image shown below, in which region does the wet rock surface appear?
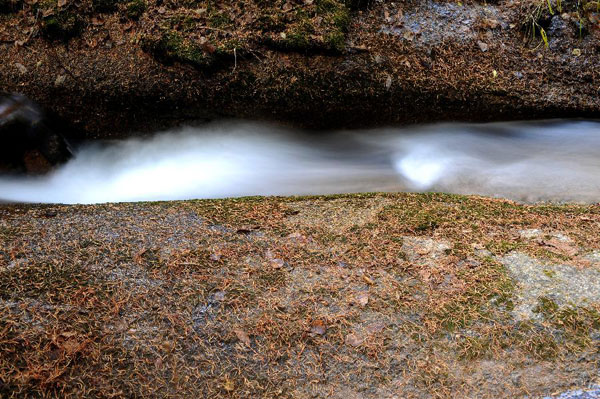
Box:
[501,251,600,320]
[1,193,599,398]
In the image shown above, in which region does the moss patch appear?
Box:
[126,0,146,19]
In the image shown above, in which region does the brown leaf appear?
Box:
[62,339,82,355]
[310,319,327,336]
[539,238,579,257]
[223,378,235,392]
[57,0,67,7]
[234,329,251,346]
[345,333,363,347]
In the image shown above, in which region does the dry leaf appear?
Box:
[310,319,327,335]
[234,329,251,346]
[62,339,81,355]
[539,238,579,257]
[223,378,235,392]
[345,333,363,347]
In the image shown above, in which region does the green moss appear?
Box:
[534,296,600,349]
[208,10,232,28]
[543,269,556,278]
[257,0,349,53]
[126,0,146,19]
[485,240,522,255]
[143,30,237,70]
[153,31,214,68]
[281,30,311,51]
[437,260,515,332]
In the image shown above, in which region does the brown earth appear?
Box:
[1,193,599,398]
[1,0,600,139]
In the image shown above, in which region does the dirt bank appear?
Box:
[1,0,600,138]
[1,193,599,398]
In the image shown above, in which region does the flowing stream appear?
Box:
[1,119,600,204]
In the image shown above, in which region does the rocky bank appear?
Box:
[1,0,600,139]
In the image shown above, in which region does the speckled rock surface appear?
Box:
[501,252,600,320]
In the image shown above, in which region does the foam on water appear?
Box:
[1,119,600,204]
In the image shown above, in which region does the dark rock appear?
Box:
[0,93,72,173]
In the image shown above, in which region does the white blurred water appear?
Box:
[1,119,600,204]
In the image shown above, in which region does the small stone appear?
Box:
[270,258,285,269]
[477,41,489,52]
[213,291,225,301]
[356,292,369,307]
[573,48,582,56]
[385,75,393,90]
[403,31,414,41]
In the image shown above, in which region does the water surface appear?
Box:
[1,120,599,204]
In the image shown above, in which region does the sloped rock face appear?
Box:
[0,94,72,173]
[0,0,599,138]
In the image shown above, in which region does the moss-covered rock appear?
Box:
[142,30,228,70]
[261,0,350,53]
[126,0,146,19]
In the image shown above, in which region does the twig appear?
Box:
[233,47,237,71]
[195,25,233,35]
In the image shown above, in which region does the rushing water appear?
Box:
[1,119,600,204]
